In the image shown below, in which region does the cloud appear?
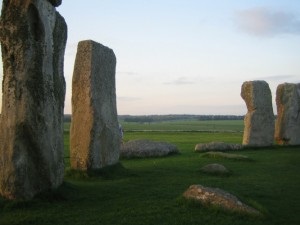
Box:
[158,104,246,115]
[117,96,142,102]
[163,76,196,85]
[235,7,300,37]
[254,75,299,81]
[117,71,139,76]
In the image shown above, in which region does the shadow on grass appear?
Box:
[242,144,300,151]
[176,196,266,219]
[64,162,137,180]
[0,163,134,211]
[0,182,77,211]
[198,169,233,177]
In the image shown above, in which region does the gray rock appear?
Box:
[195,142,243,152]
[201,151,251,161]
[70,40,119,170]
[275,83,300,145]
[120,139,179,158]
[200,164,230,175]
[0,1,67,199]
[183,185,261,216]
[241,80,275,146]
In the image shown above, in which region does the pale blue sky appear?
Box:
[1,0,300,115]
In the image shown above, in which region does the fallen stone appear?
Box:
[241,80,275,146]
[183,185,261,216]
[201,151,251,161]
[0,0,67,199]
[70,40,119,170]
[195,142,243,152]
[275,83,300,145]
[120,139,179,158]
[200,164,230,176]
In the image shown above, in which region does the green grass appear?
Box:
[1,121,300,225]
[120,119,244,132]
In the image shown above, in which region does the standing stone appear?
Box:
[275,83,300,145]
[0,0,67,199]
[48,0,62,7]
[241,80,275,146]
[70,40,119,170]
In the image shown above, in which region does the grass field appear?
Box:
[1,120,300,225]
[119,119,244,132]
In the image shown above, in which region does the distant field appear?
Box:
[120,119,244,132]
[64,120,244,132]
[63,120,244,167]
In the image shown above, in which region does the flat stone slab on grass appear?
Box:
[183,185,261,216]
[200,163,230,176]
[195,142,243,152]
[201,151,252,161]
[120,139,179,158]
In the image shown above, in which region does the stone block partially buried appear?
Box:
[0,0,67,199]
[70,40,120,170]
[275,83,300,145]
[183,185,261,216]
[241,80,275,146]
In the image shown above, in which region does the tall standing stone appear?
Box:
[70,40,119,170]
[241,80,275,146]
[0,0,67,199]
[275,83,300,145]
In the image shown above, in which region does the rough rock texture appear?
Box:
[195,142,243,152]
[200,164,230,176]
[241,80,275,146]
[70,40,119,170]
[120,139,179,158]
[275,83,300,145]
[183,185,261,216]
[0,0,67,199]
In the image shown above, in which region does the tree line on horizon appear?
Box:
[64,114,244,123]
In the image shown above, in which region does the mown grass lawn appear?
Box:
[1,121,300,225]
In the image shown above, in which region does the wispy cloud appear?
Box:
[159,104,246,115]
[116,71,139,76]
[117,96,141,102]
[255,75,299,81]
[163,76,196,85]
[235,7,300,37]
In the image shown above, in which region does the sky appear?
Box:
[1,0,300,115]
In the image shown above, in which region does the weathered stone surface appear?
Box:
[201,151,251,161]
[0,0,67,199]
[120,139,179,158]
[200,164,230,175]
[275,83,300,145]
[70,40,119,170]
[195,142,243,152]
[241,80,275,146]
[48,0,62,7]
[183,185,261,216]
